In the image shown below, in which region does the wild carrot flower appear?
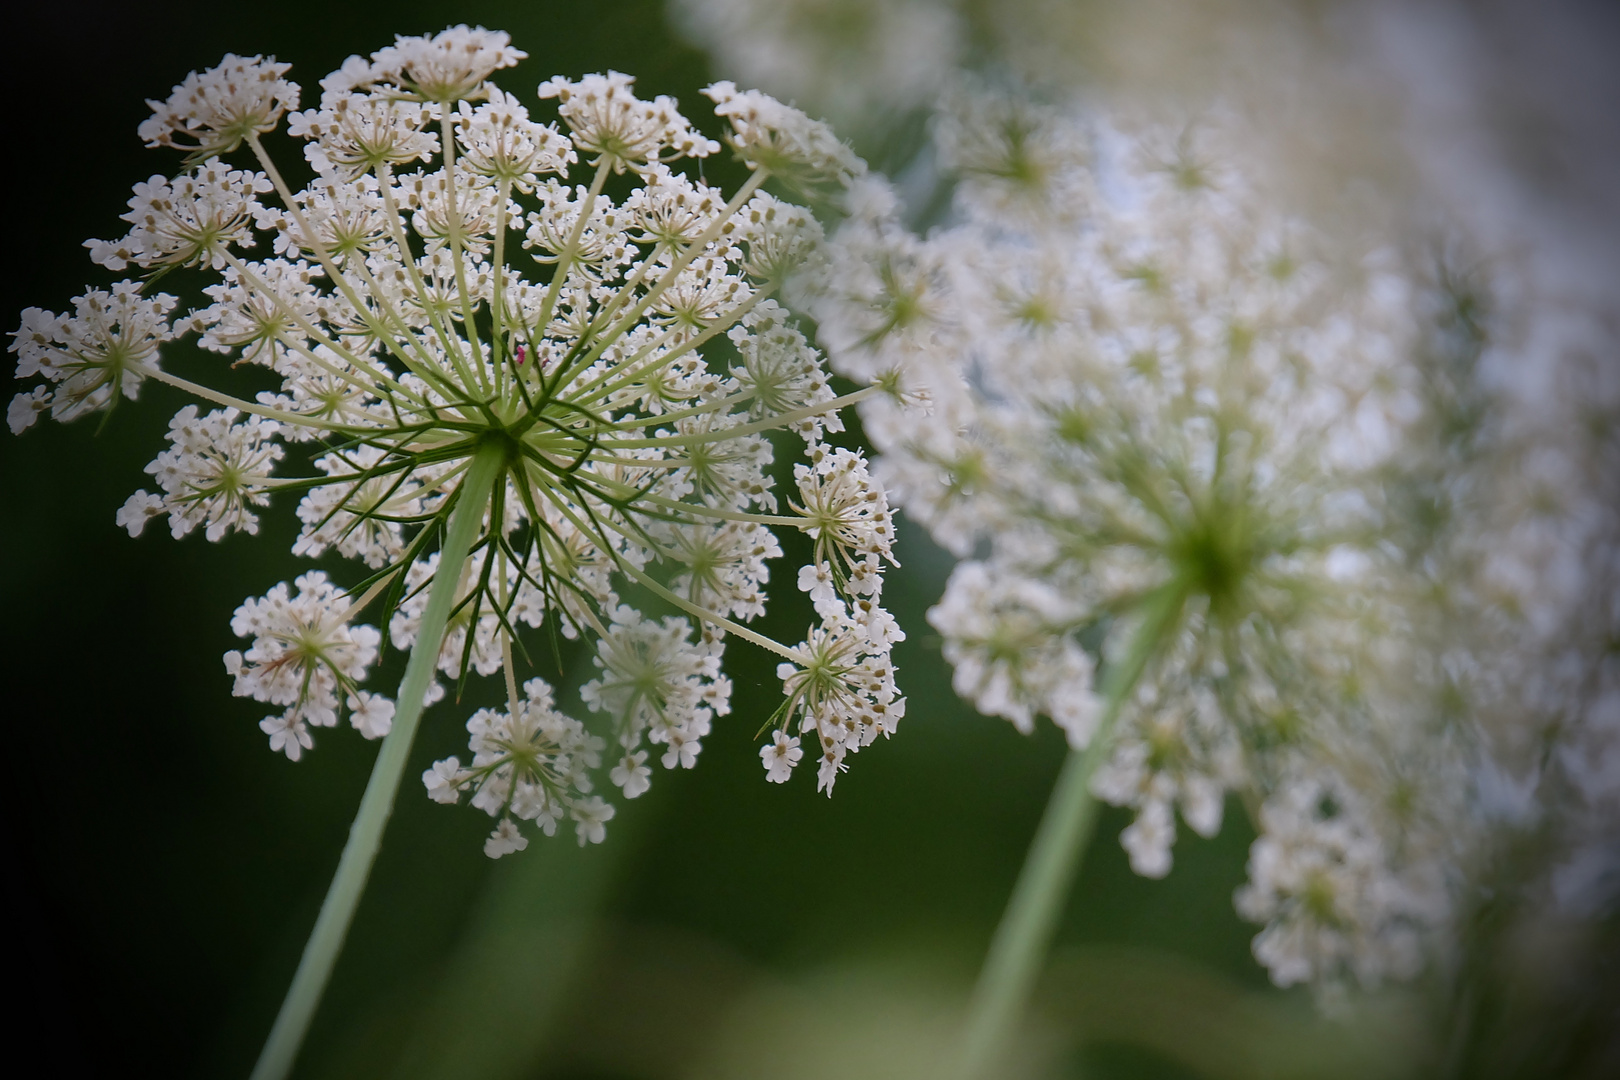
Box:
[680,3,1620,1072]
[11,24,905,1079]
[11,29,904,860]
[810,93,1465,994]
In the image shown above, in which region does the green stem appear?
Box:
[248,440,506,1080]
[955,582,1186,1079]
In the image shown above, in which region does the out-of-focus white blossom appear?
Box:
[1235,776,1435,989]
[808,95,1482,992]
[682,0,1620,1039]
[581,605,731,776]
[671,0,961,132]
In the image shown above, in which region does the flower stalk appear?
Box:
[955,582,1185,1079]
[250,439,505,1080]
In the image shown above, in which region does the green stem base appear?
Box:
[955,584,1185,1079]
[249,442,505,1080]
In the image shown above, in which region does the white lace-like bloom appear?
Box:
[809,95,1471,989]
[292,444,424,567]
[8,284,175,430]
[327,25,526,103]
[774,603,904,794]
[423,676,605,854]
[701,82,864,190]
[581,605,731,776]
[124,405,284,541]
[1234,777,1434,989]
[728,299,839,437]
[538,72,718,173]
[288,94,439,180]
[224,572,392,760]
[13,29,904,857]
[194,258,322,366]
[791,446,897,581]
[663,519,781,621]
[139,54,300,159]
[455,89,576,188]
[87,159,272,272]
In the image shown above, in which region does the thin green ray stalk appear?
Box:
[955,582,1186,1080]
[249,440,506,1080]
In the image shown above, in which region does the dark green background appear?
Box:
[4,4,1293,1077]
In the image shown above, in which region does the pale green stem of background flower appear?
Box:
[250,440,508,1080]
[955,582,1187,1080]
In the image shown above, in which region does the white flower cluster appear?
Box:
[87,160,273,273]
[539,72,717,172]
[773,599,904,793]
[138,53,300,158]
[580,604,730,780]
[8,283,175,431]
[701,82,864,190]
[120,404,285,541]
[1411,257,1620,938]
[682,0,1620,1035]
[10,27,900,857]
[425,677,609,852]
[810,97,1468,991]
[1234,776,1436,988]
[224,571,395,760]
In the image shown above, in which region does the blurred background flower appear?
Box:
[5,1,1617,1078]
